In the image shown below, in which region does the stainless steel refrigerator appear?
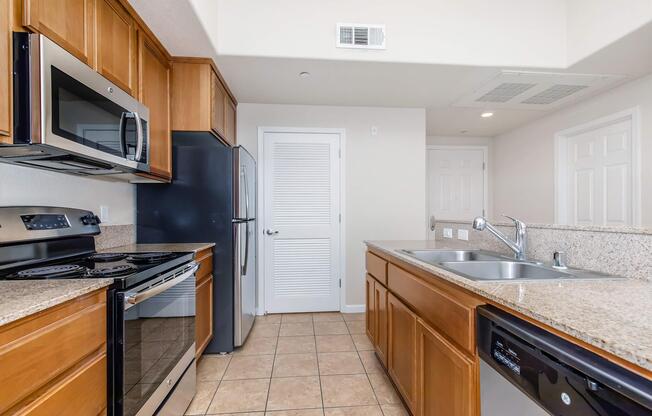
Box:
[136,132,256,352]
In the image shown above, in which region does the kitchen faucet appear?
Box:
[472,215,528,261]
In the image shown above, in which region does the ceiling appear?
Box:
[129,0,652,137]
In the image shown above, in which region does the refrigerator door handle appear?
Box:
[242,166,250,220]
[242,221,250,276]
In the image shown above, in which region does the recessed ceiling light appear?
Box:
[299,71,311,78]
[481,111,494,118]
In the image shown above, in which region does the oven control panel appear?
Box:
[21,214,70,230]
[0,207,101,244]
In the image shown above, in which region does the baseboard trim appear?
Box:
[341,304,365,313]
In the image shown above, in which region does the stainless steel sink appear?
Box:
[400,249,509,264]
[400,249,623,281]
[437,260,573,281]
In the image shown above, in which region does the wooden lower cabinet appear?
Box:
[195,247,214,357]
[417,319,477,416]
[0,289,107,415]
[374,281,388,366]
[387,292,419,414]
[365,273,376,341]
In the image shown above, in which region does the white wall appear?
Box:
[214,0,567,68]
[0,164,136,224]
[238,103,426,309]
[566,0,652,65]
[492,72,652,226]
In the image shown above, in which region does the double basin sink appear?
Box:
[401,249,616,282]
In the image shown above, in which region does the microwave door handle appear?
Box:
[125,263,199,308]
[133,111,144,162]
[118,112,129,158]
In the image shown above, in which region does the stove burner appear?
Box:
[16,264,87,279]
[89,253,127,262]
[88,264,137,278]
[126,252,174,263]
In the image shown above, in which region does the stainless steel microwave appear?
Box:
[0,32,151,177]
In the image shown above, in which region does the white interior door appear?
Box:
[427,148,486,238]
[263,131,341,313]
[564,120,633,226]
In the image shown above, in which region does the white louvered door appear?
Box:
[263,131,341,313]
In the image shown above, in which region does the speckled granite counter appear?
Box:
[100,242,215,254]
[0,279,113,326]
[366,240,652,373]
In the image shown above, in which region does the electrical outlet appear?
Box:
[443,228,453,238]
[457,229,469,241]
[371,126,378,136]
[99,205,110,223]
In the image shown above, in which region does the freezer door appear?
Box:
[234,146,257,221]
[234,219,256,346]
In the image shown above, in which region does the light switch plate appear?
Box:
[99,205,110,223]
[457,229,469,241]
[443,228,453,238]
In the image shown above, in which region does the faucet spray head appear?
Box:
[472,216,487,231]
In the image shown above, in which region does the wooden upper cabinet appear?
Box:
[417,319,477,416]
[171,58,237,146]
[23,0,95,65]
[387,293,418,414]
[138,30,171,179]
[223,95,237,146]
[95,0,137,95]
[0,0,10,139]
[210,71,226,138]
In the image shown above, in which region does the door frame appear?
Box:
[554,107,641,226]
[425,145,489,238]
[257,126,347,315]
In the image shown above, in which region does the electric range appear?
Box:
[0,206,198,416]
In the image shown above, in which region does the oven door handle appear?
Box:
[125,263,198,307]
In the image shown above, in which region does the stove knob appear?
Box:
[81,214,102,226]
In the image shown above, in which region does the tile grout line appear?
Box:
[314,313,327,414]
[263,320,279,414]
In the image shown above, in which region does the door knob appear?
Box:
[265,229,279,235]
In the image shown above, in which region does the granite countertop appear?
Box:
[100,242,215,254]
[0,279,114,326]
[366,240,652,372]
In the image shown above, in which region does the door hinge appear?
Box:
[482,162,486,170]
[338,148,341,159]
[338,213,342,223]
[339,279,342,288]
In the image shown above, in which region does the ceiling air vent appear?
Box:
[454,71,625,111]
[337,23,385,49]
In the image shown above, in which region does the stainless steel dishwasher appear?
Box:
[477,305,652,415]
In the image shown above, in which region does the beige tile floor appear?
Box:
[186,312,409,416]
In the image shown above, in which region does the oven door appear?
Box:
[31,34,150,172]
[115,263,198,416]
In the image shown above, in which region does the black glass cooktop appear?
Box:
[0,251,194,289]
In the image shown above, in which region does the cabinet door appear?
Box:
[417,319,477,416]
[388,293,418,414]
[374,282,388,367]
[365,274,376,342]
[196,274,213,358]
[138,31,171,179]
[95,0,137,95]
[23,0,95,65]
[210,71,226,138]
[0,0,10,139]
[223,96,237,146]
